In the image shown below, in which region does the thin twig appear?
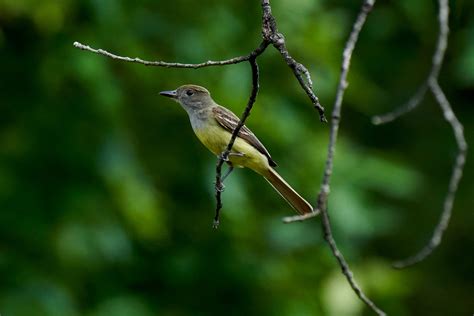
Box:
[393,79,467,268]
[213,57,260,228]
[372,0,449,124]
[73,41,253,68]
[371,0,466,268]
[261,0,326,122]
[73,1,326,121]
[74,3,324,121]
[282,209,320,223]
[372,82,428,125]
[279,2,384,313]
[318,1,385,315]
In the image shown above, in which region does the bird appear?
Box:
[159,84,313,215]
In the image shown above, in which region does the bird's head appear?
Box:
[160,84,212,111]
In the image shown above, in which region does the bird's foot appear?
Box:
[218,151,245,162]
[228,152,245,158]
[215,181,225,192]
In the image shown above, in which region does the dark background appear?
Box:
[0,0,473,315]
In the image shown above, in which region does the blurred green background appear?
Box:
[0,0,473,315]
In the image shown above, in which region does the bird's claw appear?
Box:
[228,152,245,157]
[215,181,225,192]
[218,151,245,162]
[219,153,229,162]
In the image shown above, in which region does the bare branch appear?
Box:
[372,82,428,125]
[73,0,329,223]
[372,0,449,124]
[316,1,386,314]
[213,57,260,228]
[371,0,466,268]
[74,0,326,122]
[73,41,257,69]
[214,0,331,226]
[282,209,320,223]
[261,0,326,122]
[321,0,375,190]
[279,3,384,313]
[320,198,386,316]
[393,79,467,268]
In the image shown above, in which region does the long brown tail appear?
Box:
[263,167,313,215]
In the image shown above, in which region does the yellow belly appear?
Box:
[194,125,269,175]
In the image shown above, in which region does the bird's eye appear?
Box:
[186,90,194,96]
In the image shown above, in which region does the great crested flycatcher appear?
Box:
[160,84,313,215]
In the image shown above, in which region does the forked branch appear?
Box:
[74,1,391,314]
[285,0,386,314]
[318,1,385,314]
[372,0,467,269]
[73,1,325,122]
[392,78,467,268]
[73,0,327,226]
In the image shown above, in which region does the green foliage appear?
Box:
[0,0,473,315]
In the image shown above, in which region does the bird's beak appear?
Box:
[159,90,178,99]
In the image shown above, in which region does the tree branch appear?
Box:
[371,82,428,125]
[371,0,448,125]
[371,0,467,268]
[73,1,326,122]
[393,78,467,268]
[213,57,260,228]
[73,2,388,313]
[213,0,330,225]
[318,2,386,314]
[282,209,320,223]
[286,0,385,314]
[73,41,260,69]
[74,0,329,225]
[261,0,326,122]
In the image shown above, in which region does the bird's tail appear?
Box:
[263,167,313,215]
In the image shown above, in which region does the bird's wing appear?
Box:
[212,106,277,167]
